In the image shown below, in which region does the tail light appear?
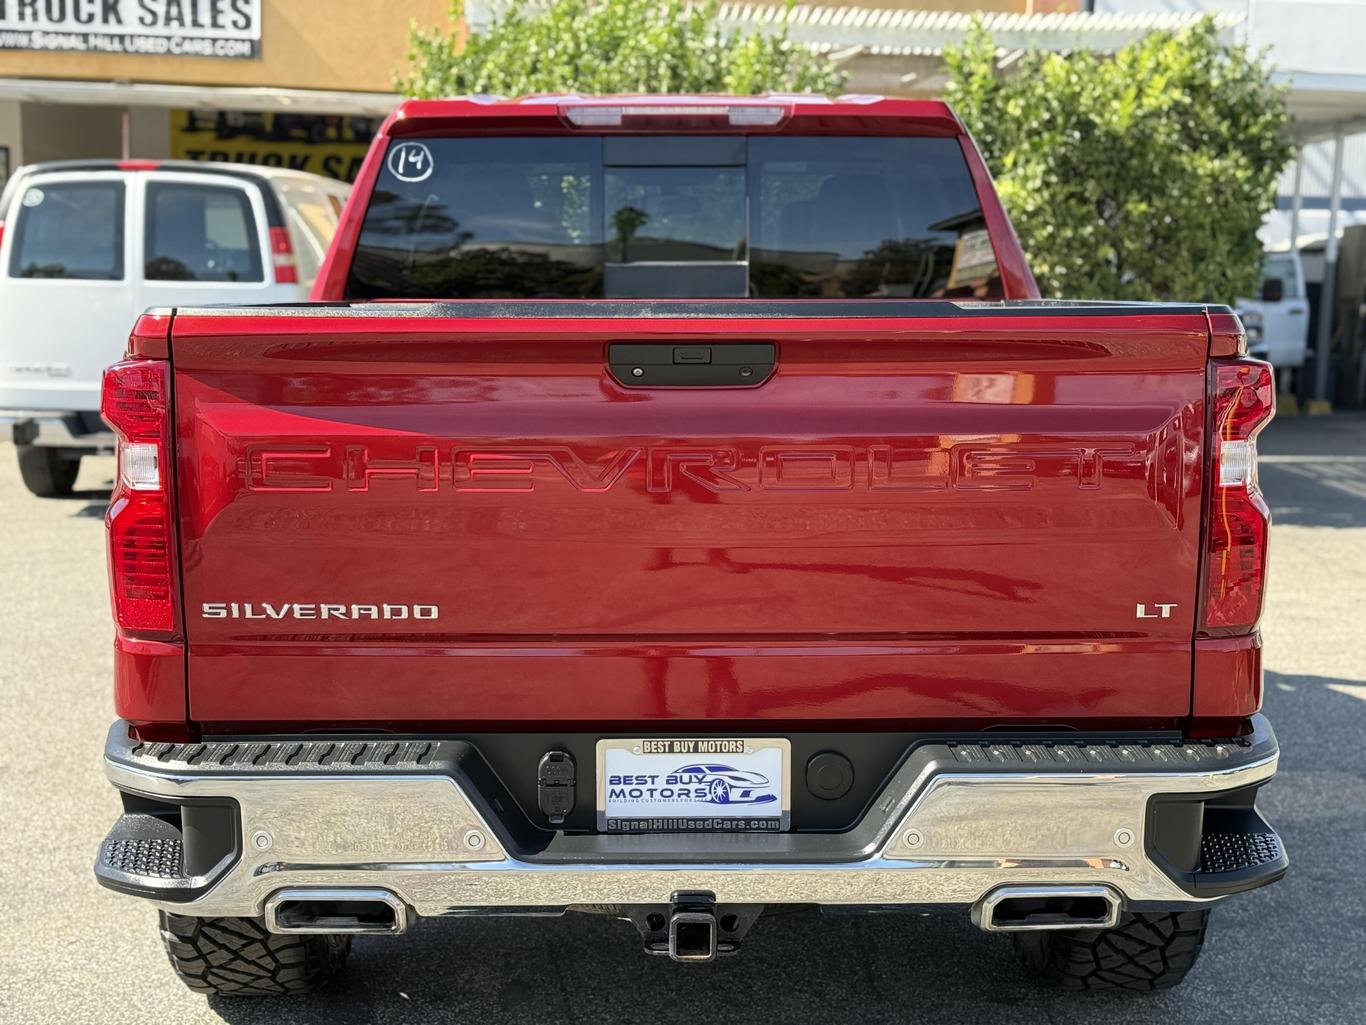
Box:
[1200,358,1275,635]
[102,358,177,636]
[269,225,298,284]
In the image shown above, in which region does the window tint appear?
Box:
[145,183,263,282]
[346,136,1000,300]
[605,166,746,263]
[750,137,999,299]
[9,181,124,280]
[349,137,601,300]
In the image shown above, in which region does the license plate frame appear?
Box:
[595,737,791,833]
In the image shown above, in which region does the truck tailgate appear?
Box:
[169,303,1210,727]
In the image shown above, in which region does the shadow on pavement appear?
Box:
[202,909,1119,1025]
[1259,415,1366,528]
[69,488,112,518]
[1261,459,1366,528]
[1265,670,1366,714]
[1260,412,1366,459]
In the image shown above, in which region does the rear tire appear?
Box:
[159,912,351,997]
[16,446,80,498]
[1013,910,1210,991]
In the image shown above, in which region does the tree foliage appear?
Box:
[403,0,845,98]
[944,18,1292,302]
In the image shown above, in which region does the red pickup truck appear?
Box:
[94,95,1284,996]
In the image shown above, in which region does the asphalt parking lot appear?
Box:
[1,414,1363,1025]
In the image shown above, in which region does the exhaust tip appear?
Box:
[973,885,1121,933]
[265,887,407,935]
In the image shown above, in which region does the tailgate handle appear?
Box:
[609,343,776,387]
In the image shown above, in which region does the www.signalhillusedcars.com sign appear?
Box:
[0,1,261,59]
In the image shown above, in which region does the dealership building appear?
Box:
[0,0,448,185]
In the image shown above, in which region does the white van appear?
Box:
[0,160,350,496]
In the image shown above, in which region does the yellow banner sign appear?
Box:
[170,110,374,182]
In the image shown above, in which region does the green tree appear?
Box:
[611,205,649,263]
[944,18,1292,303]
[402,0,845,98]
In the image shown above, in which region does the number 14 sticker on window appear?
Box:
[388,142,434,183]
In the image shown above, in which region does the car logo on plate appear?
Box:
[668,764,778,806]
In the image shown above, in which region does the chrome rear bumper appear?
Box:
[97,718,1285,921]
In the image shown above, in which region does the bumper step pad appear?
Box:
[94,802,240,902]
[101,836,184,880]
[1155,802,1289,898]
[96,812,197,896]
[1200,832,1285,875]
[129,738,442,771]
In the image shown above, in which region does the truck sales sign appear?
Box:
[0,1,261,59]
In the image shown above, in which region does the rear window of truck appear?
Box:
[346,136,1002,301]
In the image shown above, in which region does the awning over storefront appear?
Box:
[709,3,1246,95]
[1281,74,1366,146]
[715,3,1244,54]
[0,78,398,117]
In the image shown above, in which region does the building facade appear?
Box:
[0,0,448,185]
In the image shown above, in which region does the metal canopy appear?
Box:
[1281,73,1366,145]
[0,78,399,117]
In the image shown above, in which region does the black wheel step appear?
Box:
[94,805,239,902]
[102,836,184,879]
[1199,831,1284,874]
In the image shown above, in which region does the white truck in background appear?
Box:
[1238,249,1311,379]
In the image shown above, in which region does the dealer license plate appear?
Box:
[596,738,791,833]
